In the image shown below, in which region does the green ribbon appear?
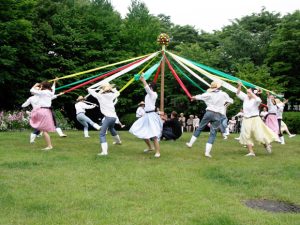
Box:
[171,59,205,92]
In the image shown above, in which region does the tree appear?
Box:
[266,10,300,99]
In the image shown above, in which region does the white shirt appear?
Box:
[30,87,55,108]
[267,98,277,114]
[75,101,95,114]
[194,90,233,114]
[237,92,261,118]
[88,88,120,118]
[136,106,145,118]
[144,85,157,112]
[22,95,40,109]
[276,103,284,119]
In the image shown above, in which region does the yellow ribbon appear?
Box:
[49,53,155,82]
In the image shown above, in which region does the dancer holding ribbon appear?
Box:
[129,75,163,158]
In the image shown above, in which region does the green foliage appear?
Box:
[233,62,286,93]
[0,2,299,121]
[283,112,300,134]
[120,113,136,128]
[266,10,300,98]
[53,109,75,130]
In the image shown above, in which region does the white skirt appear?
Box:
[129,112,163,139]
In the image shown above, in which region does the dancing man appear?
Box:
[186,81,233,158]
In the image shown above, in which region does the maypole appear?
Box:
[157,33,170,112]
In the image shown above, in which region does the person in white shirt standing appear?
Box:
[88,83,122,156]
[75,96,101,138]
[236,82,279,156]
[186,81,233,158]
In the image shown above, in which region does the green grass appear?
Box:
[0,130,299,225]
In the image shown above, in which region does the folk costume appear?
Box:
[88,83,121,156]
[129,76,163,158]
[236,86,279,156]
[186,81,233,158]
[75,96,101,138]
[265,95,279,136]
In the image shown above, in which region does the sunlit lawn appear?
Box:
[0,130,299,225]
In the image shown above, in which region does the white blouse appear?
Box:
[237,93,261,118]
[29,87,54,108]
[88,88,120,118]
[194,90,233,114]
[75,102,95,114]
[144,85,157,112]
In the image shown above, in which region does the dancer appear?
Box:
[186,81,233,158]
[29,81,57,150]
[88,83,122,156]
[50,80,67,138]
[219,102,231,139]
[236,82,278,156]
[129,75,163,158]
[22,83,67,142]
[22,87,42,143]
[260,106,268,122]
[265,92,279,136]
[136,101,145,118]
[75,96,101,138]
[275,98,289,144]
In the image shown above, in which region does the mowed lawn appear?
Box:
[0,130,299,225]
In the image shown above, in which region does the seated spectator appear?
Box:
[161,111,182,140]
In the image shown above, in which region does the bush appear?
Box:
[0,110,74,131]
[0,111,30,131]
[54,109,75,130]
[120,113,137,129]
[283,112,300,134]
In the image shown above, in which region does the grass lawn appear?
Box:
[0,130,299,225]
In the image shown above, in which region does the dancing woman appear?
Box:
[29,81,56,150]
[236,82,278,156]
[88,83,122,156]
[129,75,163,158]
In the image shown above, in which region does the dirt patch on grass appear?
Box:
[245,199,300,213]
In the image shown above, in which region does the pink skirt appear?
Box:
[30,108,56,132]
[265,114,279,135]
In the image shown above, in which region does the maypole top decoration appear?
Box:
[157,33,170,46]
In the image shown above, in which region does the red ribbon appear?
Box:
[165,56,192,99]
